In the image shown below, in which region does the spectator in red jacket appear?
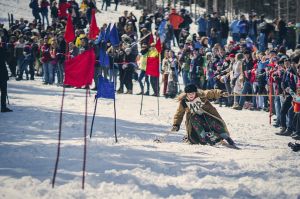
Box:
[41,37,53,84]
[58,0,71,20]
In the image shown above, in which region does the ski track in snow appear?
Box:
[1,78,300,199]
[0,1,300,198]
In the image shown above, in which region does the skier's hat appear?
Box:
[184,84,198,93]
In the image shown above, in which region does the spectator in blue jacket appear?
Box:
[238,15,249,39]
[230,17,240,42]
[197,14,207,37]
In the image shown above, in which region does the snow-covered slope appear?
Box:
[1,78,300,199]
[0,1,300,198]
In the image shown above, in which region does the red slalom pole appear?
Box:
[269,73,273,125]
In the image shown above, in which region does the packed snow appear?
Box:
[0,0,300,198]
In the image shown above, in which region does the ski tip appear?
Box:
[230,145,241,150]
[220,142,241,150]
[153,138,162,143]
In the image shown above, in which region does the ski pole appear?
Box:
[6,94,9,105]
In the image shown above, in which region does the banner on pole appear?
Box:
[96,76,115,99]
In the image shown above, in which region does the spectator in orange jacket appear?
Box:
[169,8,184,47]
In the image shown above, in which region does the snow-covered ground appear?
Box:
[2,77,300,199]
[1,1,300,198]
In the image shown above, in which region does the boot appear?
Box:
[16,76,23,81]
[232,105,242,110]
[144,91,149,95]
[136,91,143,95]
[182,135,188,143]
[292,132,300,140]
[278,128,293,136]
[290,132,298,137]
[276,127,287,135]
[125,90,132,94]
[292,134,300,140]
[288,142,300,151]
[117,89,123,94]
[1,107,13,113]
[225,137,235,146]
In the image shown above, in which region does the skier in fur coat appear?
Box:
[172,84,236,146]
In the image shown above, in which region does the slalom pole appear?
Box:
[52,42,69,188]
[89,97,98,138]
[113,94,118,143]
[157,49,161,116]
[157,76,160,116]
[139,78,146,115]
[112,48,118,143]
[269,76,273,125]
[82,87,88,189]
[52,86,66,188]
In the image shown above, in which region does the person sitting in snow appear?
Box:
[172,84,236,146]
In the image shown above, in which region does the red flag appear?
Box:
[146,57,160,77]
[146,48,160,77]
[155,38,162,53]
[88,9,100,40]
[64,14,75,43]
[149,33,154,45]
[64,49,95,87]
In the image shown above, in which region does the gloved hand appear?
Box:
[171,125,180,132]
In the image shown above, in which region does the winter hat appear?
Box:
[206,52,212,57]
[184,84,198,93]
[229,53,235,58]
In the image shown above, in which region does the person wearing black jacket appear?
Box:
[118,10,128,33]
[116,47,126,94]
[189,49,203,89]
[220,16,229,47]
[123,47,135,94]
[86,0,97,23]
[179,11,193,32]
[138,10,147,34]
[56,35,66,86]
[29,0,41,23]
[101,0,110,11]
[277,58,297,135]
[0,39,12,112]
[6,36,17,77]
[248,14,258,44]
[50,1,59,22]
